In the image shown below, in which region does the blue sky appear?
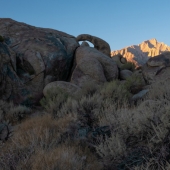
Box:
[1,0,170,50]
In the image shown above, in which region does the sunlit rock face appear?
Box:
[111,38,170,67]
[0,18,79,105]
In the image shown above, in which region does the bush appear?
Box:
[0,113,78,169]
[40,87,69,117]
[0,100,31,125]
[8,105,31,124]
[120,61,136,71]
[123,73,145,92]
[2,69,170,169]
[77,94,103,128]
[100,80,132,107]
[0,35,4,42]
[75,81,101,100]
[0,112,103,170]
[57,98,79,118]
[31,144,103,170]
[146,79,170,102]
[95,133,126,163]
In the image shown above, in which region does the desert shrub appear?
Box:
[95,133,126,162]
[93,95,170,168]
[7,105,31,124]
[132,158,170,170]
[121,61,136,71]
[77,93,103,128]
[57,98,79,118]
[0,100,31,124]
[0,145,33,170]
[0,35,4,42]
[100,80,120,98]
[31,144,103,170]
[12,113,77,149]
[75,81,101,100]
[0,100,14,122]
[164,161,170,170]
[123,101,170,170]
[115,99,169,143]
[40,87,69,117]
[2,65,170,169]
[123,73,145,92]
[91,80,132,128]
[55,86,103,127]
[94,101,117,127]
[0,120,13,142]
[99,80,131,108]
[57,93,105,135]
[146,79,170,102]
[0,113,78,169]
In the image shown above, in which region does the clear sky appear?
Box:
[1,0,170,50]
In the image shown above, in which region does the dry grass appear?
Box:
[120,61,136,71]
[0,100,32,124]
[1,75,170,169]
[0,113,78,169]
[31,144,103,170]
[93,78,170,169]
[40,87,69,117]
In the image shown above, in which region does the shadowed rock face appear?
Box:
[142,52,170,84]
[76,34,111,57]
[147,51,170,67]
[0,18,79,105]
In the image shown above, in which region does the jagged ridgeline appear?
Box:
[1,18,170,169]
[111,38,170,67]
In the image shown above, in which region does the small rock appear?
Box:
[131,89,149,101]
[120,70,133,80]
[43,81,81,97]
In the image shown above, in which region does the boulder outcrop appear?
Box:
[0,18,79,105]
[142,52,170,84]
[120,70,133,80]
[2,18,165,106]
[70,42,118,87]
[77,34,111,57]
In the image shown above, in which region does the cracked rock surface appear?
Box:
[0,18,79,105]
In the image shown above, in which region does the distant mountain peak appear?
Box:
[147,38,157,43]
[111,39,170,66]
[144,38,158,46]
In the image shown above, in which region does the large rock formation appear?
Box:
[142,52,170,84]
[70,42,118,87]
[76,34,111,57]
[2,18,159,106]
[111,38,170,67]
[0,18,79,105]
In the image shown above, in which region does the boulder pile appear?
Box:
[0,18,169,106]
[0,18,79,105]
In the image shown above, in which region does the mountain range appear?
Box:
[111,38,170,66]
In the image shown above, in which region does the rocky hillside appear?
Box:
[2,18,170,170]
[111,38,170,66]
[0,18,118,106]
